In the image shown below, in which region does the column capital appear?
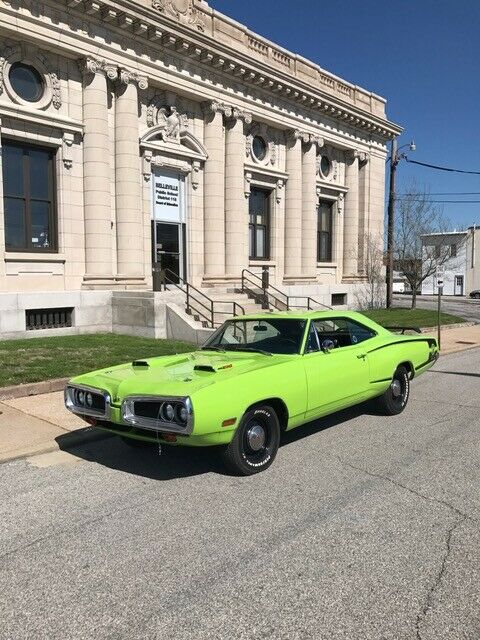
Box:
[346,149,369,165]
[80,56,118,81]
[229,107,252,125]
[118,68,148,90]
[202,100,232,118]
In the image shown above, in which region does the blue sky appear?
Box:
[212,0,480,229]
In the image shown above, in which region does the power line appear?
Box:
[401,192,480,196]
[394,197,480,204]
[405,158,480,175]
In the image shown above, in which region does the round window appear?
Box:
[320,155,332,178]
[9,62,44,102]
[252,136,268,162]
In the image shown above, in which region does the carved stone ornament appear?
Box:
[276,178,285,205]
[62,133,75,170]
[244,171,252,199]
[192,159,201,190]
[152,0,205,32]
[147,98,189,141]
[143,150,153,182]
[337,193,344,215]
[119,69,148,90]
[81,57,118,81]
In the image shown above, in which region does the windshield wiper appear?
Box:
[227,346,273,356]
[200,346,226,352]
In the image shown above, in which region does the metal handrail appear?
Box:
[241,269,332,312]
[163,269,245,328]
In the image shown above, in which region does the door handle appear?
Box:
[357,353,366,360]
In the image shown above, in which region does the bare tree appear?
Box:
[393,184,463,308]
[355,233,385,310]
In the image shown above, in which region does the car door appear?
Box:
[302,317,375,421]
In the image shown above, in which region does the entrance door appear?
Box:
[151,168,186,290]
[454,275,464,296]
[152,222,185,288]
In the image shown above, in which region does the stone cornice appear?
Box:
[9,0,402,140]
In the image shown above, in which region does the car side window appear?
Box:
[313,318,376,351]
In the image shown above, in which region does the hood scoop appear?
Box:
[132,360,149,368]
[193,362,233,373]
[194,364,216,373]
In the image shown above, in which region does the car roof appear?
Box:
[230,310,374,322]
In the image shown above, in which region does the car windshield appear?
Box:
[202,318,307,355]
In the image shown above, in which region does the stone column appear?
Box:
[343,150,360,279]
[284,130,304,279]
[224,108,251,277]
[81,57,117,279]
[301,136,320,278]
[202,102,226,277]
[115,69,148,278]
[0,117,5,278]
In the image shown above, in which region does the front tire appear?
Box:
[221,405,281,476]
[377,365,410,415]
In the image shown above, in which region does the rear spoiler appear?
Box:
[384,326,422,335]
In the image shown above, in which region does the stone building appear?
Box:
[0,0,401,339]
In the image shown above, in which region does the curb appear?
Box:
[0,378,69,401]
[1,428,113,465]
[419,321,476,333]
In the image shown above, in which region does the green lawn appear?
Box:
[0,333,194,388]
[361,307,465,328]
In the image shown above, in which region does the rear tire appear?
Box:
[377,365,410,415]
[221,405,280,476]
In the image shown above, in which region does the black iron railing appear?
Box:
[241,268,331,312]
[162,269,245,328]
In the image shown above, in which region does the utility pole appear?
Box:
[385,139,416,308]
[386,139,397,309]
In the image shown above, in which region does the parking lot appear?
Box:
[1,347,479,640]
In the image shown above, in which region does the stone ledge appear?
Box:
[0,377,69,401]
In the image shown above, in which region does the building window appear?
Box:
[319,155,332,179]
[3,140,57,252]
[249,187,270,260]
[252,136,268,162]
[450,243,457,258]
[317,200,333,262]
[9,62,45,103]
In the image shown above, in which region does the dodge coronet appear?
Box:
[65,311,439,475]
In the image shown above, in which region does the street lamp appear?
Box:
[385,139,416,308]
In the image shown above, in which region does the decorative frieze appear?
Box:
[152,0,205,33]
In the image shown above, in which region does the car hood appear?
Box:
[71,350,287,402]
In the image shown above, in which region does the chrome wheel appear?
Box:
[246,423,266,452]
[391,379,402,398]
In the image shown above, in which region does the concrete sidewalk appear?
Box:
[436,323,480,354]
[1,325,479,464]
[0,391,109,463]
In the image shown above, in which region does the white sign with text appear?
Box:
[152,170,185,223]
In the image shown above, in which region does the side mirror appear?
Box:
[321,338,335,353]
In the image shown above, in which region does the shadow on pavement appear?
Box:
[55,401,378,481]
[427,370,480,378]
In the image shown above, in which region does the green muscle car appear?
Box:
[65,311,439,475]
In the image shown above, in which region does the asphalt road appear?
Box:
[394,294,480,324]
[1,349,479,640]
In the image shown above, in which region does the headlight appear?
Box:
[77,390,85,405]
[176,404,188,424]
[86,392,93,407]
[162,403,175,421]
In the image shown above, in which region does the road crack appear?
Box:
[335,457,470,640]
[414,514,466,640]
